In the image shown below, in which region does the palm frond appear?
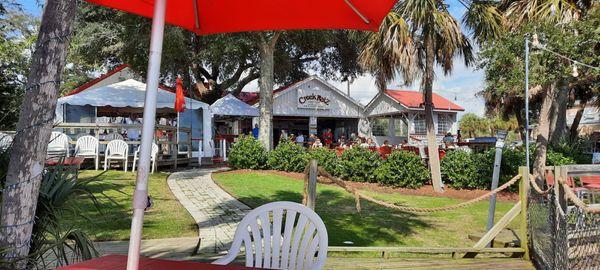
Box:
[463,1,505,44]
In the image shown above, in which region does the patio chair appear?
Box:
[47,131,70,158]
[132,142,159,173]
[213,201,328,270]
[0,132,12,150]
[75,135,100,170]
[104,139,129,171]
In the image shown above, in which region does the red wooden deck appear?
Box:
[57,254,254,270]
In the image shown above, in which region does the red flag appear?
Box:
[174,77,186,112]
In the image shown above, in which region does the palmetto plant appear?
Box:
[1,147,103,269]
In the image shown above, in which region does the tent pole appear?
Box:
[126,0,166,269]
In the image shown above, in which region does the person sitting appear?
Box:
[443,132,455,149]
[312,138,323,148]
[337,135,347,147]
[359,137,369,148]
[323,128,333,147]
[296,133,305,146]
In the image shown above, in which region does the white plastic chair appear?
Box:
[104,139,129,171]
[0,132,12,151]
[47,131,70,157]
[213,201,328,270]
[75,135,99,170]
[132,142,159,173]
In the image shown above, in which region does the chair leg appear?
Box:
[95,156,99,170]
[104,158,108,171]
[151,160,155,174]
[124,159,127,172]
[132,157,137,172]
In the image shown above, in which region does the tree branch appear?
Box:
[219,63,252,90]
[232,71,260,95]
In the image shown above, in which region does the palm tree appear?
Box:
[361,0,503,192]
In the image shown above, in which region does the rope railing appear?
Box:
[313,167,521,213]
[526,170,600,214]
[528,173,553,195]
[559,180,600,214]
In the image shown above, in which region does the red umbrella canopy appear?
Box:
[85,0,397,35]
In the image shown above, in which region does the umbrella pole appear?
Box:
[126,0,166,269]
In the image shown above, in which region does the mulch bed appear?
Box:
[216,169,520,202]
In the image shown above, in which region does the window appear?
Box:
[65,105,95,123]
[437,114,452,134]
[414,114,426,134]
[371,118,389,136]
[394,118,408,136]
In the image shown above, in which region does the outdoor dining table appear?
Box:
[56,254,256,270]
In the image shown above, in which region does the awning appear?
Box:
[210,93,259,117]
[57,79,208,110]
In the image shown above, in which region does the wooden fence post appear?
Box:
[306,159,318,210]
[518,166,530,260]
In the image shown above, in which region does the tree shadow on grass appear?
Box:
[231,189,431,247]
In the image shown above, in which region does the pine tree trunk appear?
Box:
[423,34,443,193]
[257,32,280,150]
[549,82,568,145]
[0,0,76,268]
[533,84,557,187]
[569,99,586,139]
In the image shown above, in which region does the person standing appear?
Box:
[252,124,259,139]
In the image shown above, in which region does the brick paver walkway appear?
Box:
[168,169,250,254]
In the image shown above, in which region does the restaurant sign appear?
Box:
[297,88,331,110]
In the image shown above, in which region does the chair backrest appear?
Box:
[214,201,328,270]
[151,142,159,158]
[106,140,128,157]
[105,132,124,141]
[48,131,70,151]
[0,133,12,150]
[75,135,98,154]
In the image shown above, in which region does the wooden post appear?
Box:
[518,166,530,260]
[306,159,318,210]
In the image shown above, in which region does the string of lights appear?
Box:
[530,33,600,73]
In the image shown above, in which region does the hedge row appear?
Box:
[228,136,428,188]
[228,135,577,190]
[440,147,576,190]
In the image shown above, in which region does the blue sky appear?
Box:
[16,0,486,117]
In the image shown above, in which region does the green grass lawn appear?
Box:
[64,170,197,241]
[213,171,520,248]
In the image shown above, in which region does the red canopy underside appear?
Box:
[85,0,396,35]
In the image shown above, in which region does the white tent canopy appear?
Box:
[210,93,259,117]
[57,79,207,110]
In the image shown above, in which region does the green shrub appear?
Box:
[339,147,382,182]
[375,151,429,188]
[305,147,341,176]
[547,149,576,166]
[228,135,267,170]
[550,137,592,164]
[441,150,486,189]
[267,141,306,172]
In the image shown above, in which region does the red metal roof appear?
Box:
[239,83,297,105]
[384,90,464,111]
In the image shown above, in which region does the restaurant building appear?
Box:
[240,76,464,146]
[240,76,364,145]
[362,90,464,145]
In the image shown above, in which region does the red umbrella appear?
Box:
[86,0,396,35]
[83,1,397,269]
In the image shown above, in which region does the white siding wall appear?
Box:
[271,78,363,118]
